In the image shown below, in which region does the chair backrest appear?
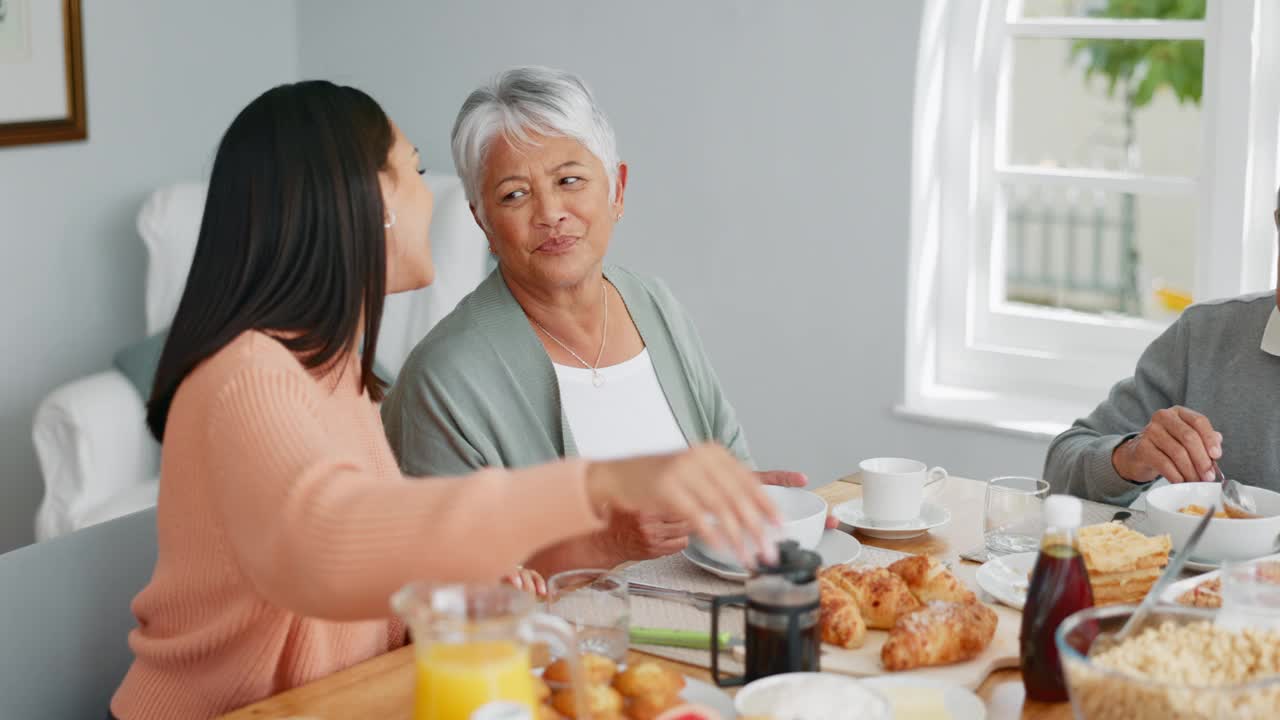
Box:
[135,174,490,377]
[137,182,206,337]
[376,175,493,376]
[0,508,157,718]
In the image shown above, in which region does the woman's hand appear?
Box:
[757,469,839,529]
[585,444,781,566]
[757,470,807,487]
[598,511,692,562]
[502,566,547,597]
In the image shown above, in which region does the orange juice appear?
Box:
[413,640,536,720]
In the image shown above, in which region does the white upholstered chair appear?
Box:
[31,174,489,540]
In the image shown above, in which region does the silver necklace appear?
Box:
[530,280,609,387]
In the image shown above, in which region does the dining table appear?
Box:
[219,474,1074,720]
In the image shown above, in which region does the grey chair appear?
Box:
[0,507,156,719]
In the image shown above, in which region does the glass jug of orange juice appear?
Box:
[392,582,587,720]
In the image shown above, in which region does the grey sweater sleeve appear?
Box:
[647,277,754,467]
[381,343,488,478]
[1043,317,1189,505]
[694,333,754,467]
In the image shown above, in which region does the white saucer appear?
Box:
[861,676,987,720]
[832,499,952,540]
[676,676,737,717]
[975,551,1037,610]
[682,529,863,581]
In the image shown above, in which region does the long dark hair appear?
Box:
[147,81,392,441]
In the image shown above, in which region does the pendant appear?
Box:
[592,371,605,388]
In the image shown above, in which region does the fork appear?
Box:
[627,582,717,612]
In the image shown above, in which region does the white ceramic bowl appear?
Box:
[1143,482,1280,563]
[689,485,827,569]
[734,672,890,720]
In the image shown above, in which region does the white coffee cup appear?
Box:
[859,457,948,525]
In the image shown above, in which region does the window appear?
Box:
[904,0,1280,436]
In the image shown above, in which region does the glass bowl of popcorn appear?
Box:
[1055,604,1280,720]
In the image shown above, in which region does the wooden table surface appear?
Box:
[220,476,1072,720]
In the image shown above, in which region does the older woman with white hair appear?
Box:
[382,66,820,579]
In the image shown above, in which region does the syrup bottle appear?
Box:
[1019,494,1094,702]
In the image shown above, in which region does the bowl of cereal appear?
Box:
[1055,604,1280,720]
[1143,482,1280,564]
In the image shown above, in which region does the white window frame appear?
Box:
[903,0,1280,438]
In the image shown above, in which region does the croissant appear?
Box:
[818,575,868,648]
[880,600,998,671]
[821,565,922,630]
[887,555,976,604]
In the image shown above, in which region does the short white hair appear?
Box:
[451,66,619,221]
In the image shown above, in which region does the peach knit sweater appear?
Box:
[110,331,605,719]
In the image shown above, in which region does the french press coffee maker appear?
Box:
[709,540,822,686]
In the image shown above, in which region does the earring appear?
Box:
[384,209,397,229]
[616,211,624,221]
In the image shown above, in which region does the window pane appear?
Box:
[1018,0,1206,20]
[1005,36,1203,177]
[1002,185,1196,321]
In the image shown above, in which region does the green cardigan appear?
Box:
[381,264,752,476]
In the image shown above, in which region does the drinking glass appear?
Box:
[546,569,630,663]
[985,476,1051,554]
[1219,558,1280,631]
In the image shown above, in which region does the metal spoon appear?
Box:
[1214,461,1260,519]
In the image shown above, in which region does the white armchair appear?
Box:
[32,174,490,541]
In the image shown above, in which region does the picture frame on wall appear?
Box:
[0,0,86,147]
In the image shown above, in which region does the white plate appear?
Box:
[1181,557,1221,573]
[975,551,1037,610]
[1159,551,1280,605]
[832,499,952,540]
[681,676,738,718]
[683,529,863,581]
[1168,547,1223,573]
[861,676,987,720]
[1161,567,1220,605]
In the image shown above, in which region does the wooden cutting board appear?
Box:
[817,562,1022,690]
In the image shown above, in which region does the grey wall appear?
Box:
[1,1,1056,552]
[0,0,297,552]
[297,0,1051,492]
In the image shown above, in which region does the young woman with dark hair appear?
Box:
[109,81,776,719]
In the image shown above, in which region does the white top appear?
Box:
[554,349,689,461]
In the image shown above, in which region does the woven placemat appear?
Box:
[960,500,1153,563]
[618,544,913,672]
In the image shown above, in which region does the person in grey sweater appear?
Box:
[1044,195,1280,505]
